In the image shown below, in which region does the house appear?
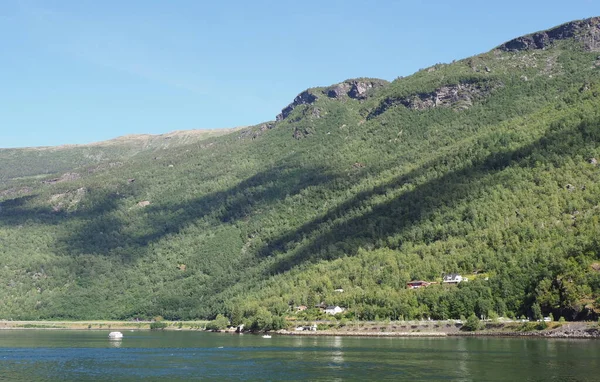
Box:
[334,288,344,293]
[406,280,432,289]
[324,306,345,315]
[296,305,308,312]
[443,274,464,284]
[295,324,317,331]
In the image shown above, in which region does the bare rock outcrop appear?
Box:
[292,126,315,140]
[326,79,389,100]
[42,172,81,185]
[239,122,276,140]
[276,90,318,121]
[326,82,351,98]
[50,187,87,212]
[498,17,600,52]
[276,78,388,121]
[369,80,499,118]
[0,187,32,198]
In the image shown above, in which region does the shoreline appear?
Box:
[276,321,600,339]
[1,320,599,339]
[279,330,599,339]
[0,320,209,331]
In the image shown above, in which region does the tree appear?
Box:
[462,314,481,331]
[531,303,543,321]
[229,306,243,326]
[206,314,229,331]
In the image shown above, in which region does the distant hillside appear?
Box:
[0,128,235,188]
[1,17,599,327]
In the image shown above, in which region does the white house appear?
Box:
[296,324,317,331]
[443,274,464,284]
[324,305,345,315]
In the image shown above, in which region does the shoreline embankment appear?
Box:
[1,320,599,339]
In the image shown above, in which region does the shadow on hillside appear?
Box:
[256,116,599,276]
[1,151,353,269]
[0,161,338,260]
[0,193,119,227]
[0,186,132,256]
[1,117,597,275]
[131,163,337,247]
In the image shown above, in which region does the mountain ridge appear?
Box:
[498,16,600,52]
[0,17,599,327]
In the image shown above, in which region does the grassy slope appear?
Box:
[1,21,600,323]
[0,128,235,188]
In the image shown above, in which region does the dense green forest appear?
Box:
[1,17,600,329]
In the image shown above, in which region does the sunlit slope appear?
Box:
[0,17,599,323]
[0,128,235,188]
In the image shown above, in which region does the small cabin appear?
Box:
[324,306,345,315]
[443,274,464,284]
[296,324,317,331]
[407,280,432,289]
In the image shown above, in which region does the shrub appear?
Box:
[535,321,548,330]
[150,321,168,330]
[462,314,481,331]
[488,310,499,322]
[517,322,536,332]
[206,314,230,331]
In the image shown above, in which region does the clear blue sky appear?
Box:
[1,0,598,148]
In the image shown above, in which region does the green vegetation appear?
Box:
[462,314,482,331]
[205,314,229,331]
[17,323,64,329]
[513,321,549,331]
[1,18,600,326]
[149,321,168,330]
[0,129,234,188]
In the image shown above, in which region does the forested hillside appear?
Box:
[1,17,600,328]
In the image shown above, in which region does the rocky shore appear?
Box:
[276,321,600,339]
[2,320,599,339]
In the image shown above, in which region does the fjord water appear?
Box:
[0,331,598,381]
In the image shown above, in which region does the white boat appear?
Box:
[108,331,123,339]
[262,334,272,338]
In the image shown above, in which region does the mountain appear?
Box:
[0,128,236,188]
[1,17,600,326]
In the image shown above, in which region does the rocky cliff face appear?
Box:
[276,79,388,121]
[369,80,499,118]
[238,122,276,140]
[276,90,318,121]
[326,79,389,100]
[499,16,600,52]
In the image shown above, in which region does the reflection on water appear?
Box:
[0,331,598,381]
[330,336,344,365]
[109,339,122,348]
[454,338,471,381]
